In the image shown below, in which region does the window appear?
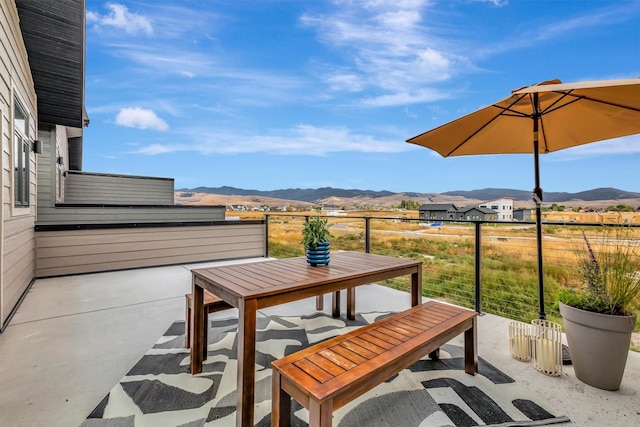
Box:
[14,99,30,207]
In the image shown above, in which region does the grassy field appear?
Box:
[233,210,640,343]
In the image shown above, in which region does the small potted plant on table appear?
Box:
[557,229,640,390]
[302,213,332,266]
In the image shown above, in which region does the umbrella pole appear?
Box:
[533,93,546,320]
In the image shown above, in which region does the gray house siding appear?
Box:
[35,222,266,277]
[1,0,38,330]
[63,171,175,205]
[36,205,226,225]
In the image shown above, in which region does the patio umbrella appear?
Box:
[406,78,640,319]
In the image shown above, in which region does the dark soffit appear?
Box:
[15,0,86,128]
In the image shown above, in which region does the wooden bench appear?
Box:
[185,290,232,358]
[271,300,477,427]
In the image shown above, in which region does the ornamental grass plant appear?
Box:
[558,228,640,316]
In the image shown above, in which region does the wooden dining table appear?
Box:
[189,251,423,427]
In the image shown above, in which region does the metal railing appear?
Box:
[264,213,640,326]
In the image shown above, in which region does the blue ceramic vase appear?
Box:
[306,242,330,266]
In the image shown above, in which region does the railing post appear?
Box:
[264,214,270,257]
[475,221,482,313]
[365,217,371,253]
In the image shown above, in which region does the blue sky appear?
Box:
[83,0,640,194]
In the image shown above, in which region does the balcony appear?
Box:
[1,216,639,426]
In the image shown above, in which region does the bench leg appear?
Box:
[271,370,290,427]
[429,348,440,360]
[465,316,478,375]
[186,298,191,349]
[309,398,333,427]
[331,291,340,318]
[203,314,208,361]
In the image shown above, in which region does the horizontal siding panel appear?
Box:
[36,224,266,277]
[3,232,35,315]
[64,172,174,205]
[36,233,262,258]
[37,240,264,269]
[37,247,264,278]
[36,206,225,225]
[36,224,262,247]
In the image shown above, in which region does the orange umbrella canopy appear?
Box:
[407,78,640,156]
[406,77,640,319]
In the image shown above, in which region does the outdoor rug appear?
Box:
[82,312,570,427]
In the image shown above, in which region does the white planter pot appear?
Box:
[559,302,636,391]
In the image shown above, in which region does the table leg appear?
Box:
[316,295,324,310]
[465,316,478,375]
[190,279,204,374]
[411,267,422,307]
[346,287,355,320]
[331,291,340,317]
[237,298,258,427]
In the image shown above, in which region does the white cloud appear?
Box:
[325,71,364,92]
[131,124,410,156]
[472,0,508,6]
[300,1,463,106]
[87,3,153,35]
[360,88,449,107]
[115,107,169,131]
[553,135,640,158]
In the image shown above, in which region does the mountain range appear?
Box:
[178,186,639,203]
[176,186,640,209]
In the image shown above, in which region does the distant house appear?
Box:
[418,204,459,221]
[479,198,514,221]
[418,204,497,221]
[456,206,498,221]
[513,208,533,221]
[229,205,248,211]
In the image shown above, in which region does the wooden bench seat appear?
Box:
[185,290,232,357]
[271,300,477,427]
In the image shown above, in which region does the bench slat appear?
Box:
[307,353,346,377]
[317,349,358,371]
[340,341,378,360]
[294,359,334,384]
[367,328,404,346]
[359,332,396,350]
[329,344,368,365]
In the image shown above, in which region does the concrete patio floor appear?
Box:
[1,257,638,426]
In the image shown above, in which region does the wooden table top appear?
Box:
[192,251,422,302]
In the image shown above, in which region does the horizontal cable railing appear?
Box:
[264,213,640,326]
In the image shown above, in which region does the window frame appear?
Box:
[13,97,31,208]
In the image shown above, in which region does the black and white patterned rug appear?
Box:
[82,312,570,426]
